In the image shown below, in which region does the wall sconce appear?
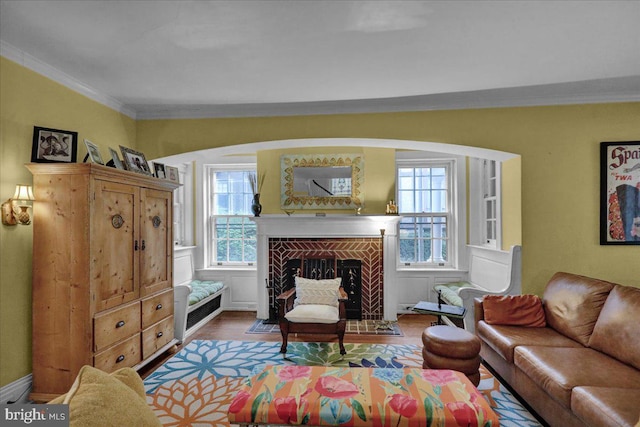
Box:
[2,185,35,226]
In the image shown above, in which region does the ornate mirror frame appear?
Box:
[280,153,364,209]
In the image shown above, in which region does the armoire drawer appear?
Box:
[94,334,141,373]
[94,301,141,352]
[141,288,174,328]
[142,315,175,359]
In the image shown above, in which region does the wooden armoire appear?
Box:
[27,163,180,402]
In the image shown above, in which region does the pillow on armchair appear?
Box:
[483,294,546,327]
[294,277,342,307]
[284,277,343,324]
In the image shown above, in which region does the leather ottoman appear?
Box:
[422,325,482,386]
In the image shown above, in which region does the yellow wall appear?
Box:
[2,56,640,388]
[137,105,640,296]
[257,147,396,215]
[0,57,136,386]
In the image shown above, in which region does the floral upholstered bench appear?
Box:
[228,365,498,426]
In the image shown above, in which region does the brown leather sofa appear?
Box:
[474,272,640,427]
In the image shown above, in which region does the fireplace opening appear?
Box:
[267,237,383,321]
[269,256,362,321]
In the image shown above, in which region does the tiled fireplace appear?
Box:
[268,238,380,320]
[253,215,402,321]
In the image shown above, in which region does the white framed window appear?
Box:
[205,165,257,266]
[469,158,501,248]
[397,158,457,267]
[172,163,190,246]
[482,159,499,247]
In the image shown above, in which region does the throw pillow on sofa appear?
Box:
[483,294,546,327]
[48,365,161,427]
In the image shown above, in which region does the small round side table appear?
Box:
[421,325,482,386]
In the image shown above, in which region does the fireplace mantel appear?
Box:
[252,214,402,321]
[252,214,402,237]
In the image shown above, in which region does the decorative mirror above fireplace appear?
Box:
[280,153,364,209]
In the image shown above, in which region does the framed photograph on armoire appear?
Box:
[119,145,153,176]
[166,165,179,183]
[600,141,640,245]
[31,126,78,163]
[153,162,166,179]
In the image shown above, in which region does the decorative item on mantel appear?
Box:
[248,172,265,217]
[386,200,398,215]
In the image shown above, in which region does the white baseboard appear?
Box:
[1,374,32,404]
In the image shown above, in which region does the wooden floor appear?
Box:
[140,311,436,378]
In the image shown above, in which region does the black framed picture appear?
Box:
[31,126,78,163]
[600,141,640,245]
[153,162,166,179]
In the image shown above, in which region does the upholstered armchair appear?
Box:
[277,277,348,355]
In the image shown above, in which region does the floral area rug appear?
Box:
[144,340,542,427]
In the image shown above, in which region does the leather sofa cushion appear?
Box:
[589,285,640,370]
[572,386,640,427]
[483,294,546,327]
[543,272,614,346]
[476,321,581,363]
[514,346,640,410]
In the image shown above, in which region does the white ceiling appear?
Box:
[1,0,639,119]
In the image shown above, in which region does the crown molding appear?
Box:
[133,77,640,119]
[1,41,137,119]
[3,40,638,121]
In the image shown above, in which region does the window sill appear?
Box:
[199,264,257,272]
[397,265,468,273]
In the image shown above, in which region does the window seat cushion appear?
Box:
[434,282,469,307]
[188,280,225,306]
